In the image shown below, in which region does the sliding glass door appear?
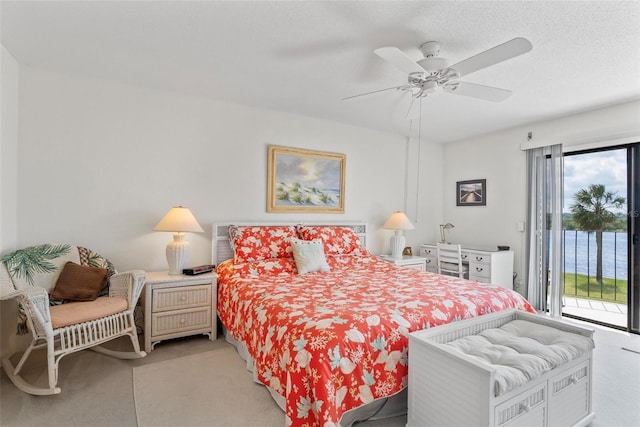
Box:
[561,144,639,332]
[630,144,639,333]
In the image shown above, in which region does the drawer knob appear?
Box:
[569,375,577,384]
[180,318,186,324]
[426,259,431,264]
[519,403,531,413]
[180,295,187,301]
[476,267,484,272]
[475,256,483,261]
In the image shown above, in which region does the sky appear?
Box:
[275,153,341,189]
[563,148,627,214]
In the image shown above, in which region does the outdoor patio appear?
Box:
[562,296,627,328]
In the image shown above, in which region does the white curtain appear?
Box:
[525,144,563,315]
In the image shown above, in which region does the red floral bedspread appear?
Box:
[217,254,535,427]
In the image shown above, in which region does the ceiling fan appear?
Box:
[344,38,533,118]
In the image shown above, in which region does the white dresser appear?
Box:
[420,243,514,289]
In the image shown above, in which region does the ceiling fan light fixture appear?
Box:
[421,80,438,93]
[417,57,448,73]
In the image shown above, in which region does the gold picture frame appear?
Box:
[267,145,345,213]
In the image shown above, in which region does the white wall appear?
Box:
[1,46,18,254]
[442,100,640,293]
[14,66,442,273]
[1,46,29,357]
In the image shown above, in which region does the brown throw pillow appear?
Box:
[50,262,108,302]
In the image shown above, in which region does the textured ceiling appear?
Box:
[2,1,639,143]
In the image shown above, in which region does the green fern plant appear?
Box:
[2,244,72,286]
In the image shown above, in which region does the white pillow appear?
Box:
[290,238,330,275]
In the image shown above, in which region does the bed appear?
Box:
[212,221,535,427]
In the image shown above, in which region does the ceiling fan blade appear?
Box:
[449,38,532,78]
[374,47,426,75]
[342,85,408,101]
[444,81,512,102]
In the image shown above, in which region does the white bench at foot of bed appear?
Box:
[407,309,595,427]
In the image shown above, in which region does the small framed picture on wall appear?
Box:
[456,179,486,206]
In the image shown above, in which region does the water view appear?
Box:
[563,230,627,280]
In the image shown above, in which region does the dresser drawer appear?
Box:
[469,253,490,264]
[152,284,211,312]
[419,248,438,272]
[470,262,491,280]
[547,360,590,426]
[420,247,436,257]
[495,384,546,427]
[469,250,491,281]
[423,256,437,272]
[151,307,212,337]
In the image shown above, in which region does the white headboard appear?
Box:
[211,221,367,266]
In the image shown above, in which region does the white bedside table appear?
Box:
[143,271,217,352]
[378,255,428,271]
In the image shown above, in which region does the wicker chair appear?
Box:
[0,244,146,395]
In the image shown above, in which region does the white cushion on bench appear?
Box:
[442,319,594,396]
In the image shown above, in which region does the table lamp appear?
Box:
[383,211,415,258]
[154,206,204,275]
[440,223,455,243]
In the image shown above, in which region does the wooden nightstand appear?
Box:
[378,255,428,271]
[143,271,217,352]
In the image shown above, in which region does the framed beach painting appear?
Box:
[267,145,345,213]
[456,179,486,206]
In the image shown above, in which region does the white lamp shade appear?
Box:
[154,206,203,275]
[154,206,204,233]
[383,211,415,231]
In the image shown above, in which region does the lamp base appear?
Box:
[389,232,405,259]
[166,232,191,275]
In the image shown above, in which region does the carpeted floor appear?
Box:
[133,346,285,427]
[132,343,406,427]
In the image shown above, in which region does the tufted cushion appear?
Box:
[290,238,330,274]
[443,319,595,396]
[228,225,297,263]
[49,296,128,329]
[50,262,108,301]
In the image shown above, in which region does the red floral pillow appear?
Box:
[296,225,364,256]
[228,225,297,263]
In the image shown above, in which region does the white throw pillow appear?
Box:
[290,238,330,274]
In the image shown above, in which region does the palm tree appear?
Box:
[570,184,625,284]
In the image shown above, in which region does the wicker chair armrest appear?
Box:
[17,287,53,335]
[108,270,147,307]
